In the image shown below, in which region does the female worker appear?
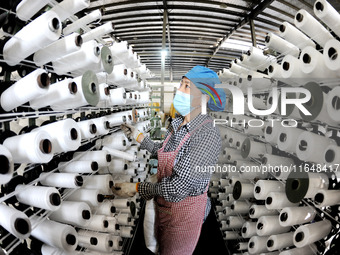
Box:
[113,65,226,255]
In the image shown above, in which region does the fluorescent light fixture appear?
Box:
[161,50,167,60]
[221,38,253,51]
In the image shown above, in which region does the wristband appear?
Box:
[136,182,140,192]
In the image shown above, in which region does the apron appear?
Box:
[155,119,211,255]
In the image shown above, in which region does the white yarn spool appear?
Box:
[16,0,52,21]
[109,159,127,172]
[277,127,305,153]
[94,201,115,217]
[78,230,122,252]
[223,231,241,240]
[323,39,340,72]
[265,192,299,210]
[293,220,332,248]
[240,138,272,159]
[77,234,98,250]
[40,244,64,255]
[16,185,61,210]
[229,176,250,187]
[103,146,137,162]
[265,33,299,57]
[256,216,290,236]
[96,83,111,107]
[3,11,61,66]
[296,131,336,164]
[59,160,98,173]
[220,221,228,231]
[248,236,270,254]
[34,33,83,66]
[106,64,128,84]
[30,79,78,110]
[0,203,31,239]
[82,22,115,43]
[1,69,50,111]
[314,0,340,38]
[249,205,278,219]
[102,133,128,151]
[50,0,90,21]
[116,213,131,225]
[0,145,14,185]
[294,9,333,48]
[73,150,111,167]
[238,161,267,179]
[86,214,109,232]
[120,226,133,238]
[30,216,78,252]
[314,189,340,207]
[326,86,340,124]
[91,116,111,135]
[267,63,283,80]
[254,180,285,200]
[324,144,340,166]
[224,148,243,162]
[279,21,316,49]
[110,41,129,60]
[281,55,306,83]
[112,198,130,208]
[267,232,294,252]
[77,119,97,139]
[279,244,318,255]
[300,46,335,78]
[82,175,114,194]
[230,62,250,76]
[34,119,81,153]
[39,172,83,188]
[279,207,316,227]
[106,216,119,233]
[233,181,254,200]
[52,40,101,75]
[63,10,102,35]
[261,154,294,180]
[65,188,103,207]
[3,130,53,163]
[231,201,250,214]
[49,201,91,227]
[241,222,257,238]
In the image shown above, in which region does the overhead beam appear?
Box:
[206,0,275,67]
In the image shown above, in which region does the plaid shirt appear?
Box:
[139,113,221,218]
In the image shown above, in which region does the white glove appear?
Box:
[112,182,138,198]
[120,123,143,141]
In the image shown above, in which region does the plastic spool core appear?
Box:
[14,218,29,235]
[226,220,230,225]
[279,24,286,33]
[91,161,99,170]
[82,210,91,220]
[266,196,273,205]
[89,124,97,134]
[37,73,50,88]
[280,212,288,222]
[106,154,112,162]
[123,140,127,146]
[50,193,61,206]
[103,220,108,228]
[49,18,60,32]
[94,46,100,57]
[105,121,110,129]
[97,194,104,202]
[90,83,97,94]
[291,179,301,190]
[239,78,242,83]
[303,53,312,64]
[332,96,340,111]
[70,128,78,140]
[40,139,52,154]
[75,35,83,47]
[107,54,112,64]
[110,206,116,213]
[230,204,235,210]
[124,69,127,75]
[265,35,270,43]
[268,65,274,73]
[267,239,274,247]
[299,140,308,151]
[325,149,335,163]
[68,82,78,94]
[255,186,261,193]
[75,176,83,186]
[296,13,304,22]
[266,126,272,135]
[242,227,247,233]
[315,1,324,11]
[283,62,290,71]
[66,234,76,245]
[109,181,114,188]
[257,223,264,230]
[0,155,10,174]
[328,47,337,60]
[249,208,255,215]
[249,242,255,248]
[314,193,325,205]
[90,237,98,245]
[279,133,287,142]
[108,240,113,247]
[295,232,304,242]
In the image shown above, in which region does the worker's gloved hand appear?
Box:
[112,182,137,198]
[120,123,143,142]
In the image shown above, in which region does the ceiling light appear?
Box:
[221,38,253,51]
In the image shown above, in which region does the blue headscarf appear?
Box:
[183,65,226,112]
